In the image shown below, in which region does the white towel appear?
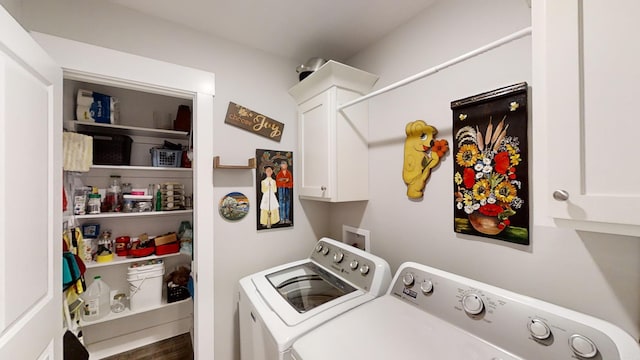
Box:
[63,132,93,172]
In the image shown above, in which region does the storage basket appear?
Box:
[151,148,182,167]
[81,132,133,165]
[167,283,191,303]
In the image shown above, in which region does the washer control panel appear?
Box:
[389,263,635,359]
[310,238,390,295]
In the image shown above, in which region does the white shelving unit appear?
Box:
[61,64,197,359]
[35,31,216,358]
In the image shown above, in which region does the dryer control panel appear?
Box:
[389,262,638,360]
[310,238,391,296]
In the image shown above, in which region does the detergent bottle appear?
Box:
[81,275,111,321]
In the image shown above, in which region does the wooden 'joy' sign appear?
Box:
[224,102,283,142]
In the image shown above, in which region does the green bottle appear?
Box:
[155,186,162,211]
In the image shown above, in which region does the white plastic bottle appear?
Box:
[81,275,111,321]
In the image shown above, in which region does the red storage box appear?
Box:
[129,246,154,258]
[155,242,179,255]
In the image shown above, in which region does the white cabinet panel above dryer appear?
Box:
[534,0,640,236]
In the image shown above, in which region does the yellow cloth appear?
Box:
[63,132,93,172]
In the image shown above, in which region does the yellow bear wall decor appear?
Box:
[402,120,449,199]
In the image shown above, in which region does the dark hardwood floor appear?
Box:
[101,333,193,360]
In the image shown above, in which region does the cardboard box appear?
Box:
[154,232,177,246]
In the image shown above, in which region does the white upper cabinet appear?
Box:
[289,61,378,202]
[534,0,640,236]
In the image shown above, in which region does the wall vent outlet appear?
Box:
[342,225,370,252]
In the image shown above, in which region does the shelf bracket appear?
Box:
[213,156,256,169]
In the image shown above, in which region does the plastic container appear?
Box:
[104,175,122,212]
[87,193,101,214]
[81,276,111,321]
[127,260,165,311]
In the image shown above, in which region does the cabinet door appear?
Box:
[541,0,640,235]
[298,91,334,200]
[0,6,62,359]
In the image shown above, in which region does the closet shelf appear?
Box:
[84,251,186,269]
[73,209,193,220]
[64,120,189,139]
[79,298,192,326]
[213,156,256,169]
[90,165,193,172]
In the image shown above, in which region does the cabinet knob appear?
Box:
[553,190,569,201]
[321,186,327,191]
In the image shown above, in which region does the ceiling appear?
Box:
[108,0,437,62]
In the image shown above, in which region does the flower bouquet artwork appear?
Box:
[451,83,529,245]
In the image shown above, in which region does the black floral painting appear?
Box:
[451,83,529,245]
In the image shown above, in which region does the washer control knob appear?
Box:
[420,280,434,294]
[315,244,323,253]
[402,273,415,287]
[461,293,484,315]
[321,247,330,255]
[333,252,344,263]
[349,259,359,270]
[569,334,598,358]
[359,265,370,275]
[528,319,551,340]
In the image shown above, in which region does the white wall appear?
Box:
[335,0,640,340]
[17,1,330,359]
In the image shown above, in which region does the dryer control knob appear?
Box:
[315,244,323,253]
[349,260,359,270]
[420,280,433,294]
[569,334,598,358]
[402,273,415,287]
[461,293,484,315]
[321,247,330,255]
[333,252,344,263]
[528,319,551,340]
[359,265,370,275]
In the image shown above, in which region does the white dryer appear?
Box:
[291,262,640,359]
[238,237,391,360]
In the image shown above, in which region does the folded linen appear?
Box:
[63,132,93,172]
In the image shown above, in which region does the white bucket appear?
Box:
[127,260,164,311]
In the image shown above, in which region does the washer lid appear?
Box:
[266,262,356,313]
[252,259,365,327]
[291,295,522,360]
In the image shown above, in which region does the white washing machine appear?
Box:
[238,237,392,360]
[291,262,640,359]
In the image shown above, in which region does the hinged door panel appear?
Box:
[542,0,640,235]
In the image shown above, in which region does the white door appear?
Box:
[298,91,333,200]
[0,6,63,360]
[540,0,640,235]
